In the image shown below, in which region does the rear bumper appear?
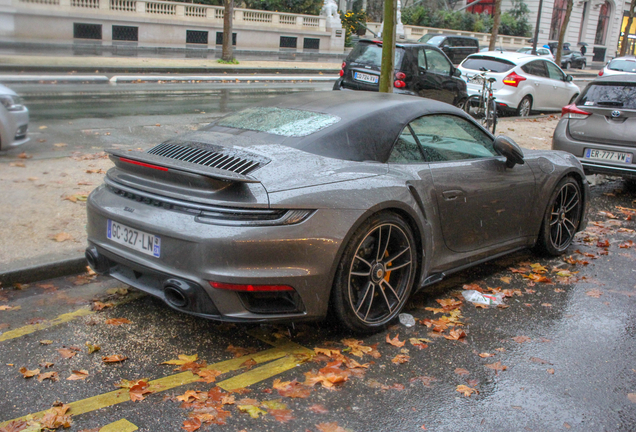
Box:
[552,119,636,179]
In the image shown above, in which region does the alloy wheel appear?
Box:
[518,98,531,117]
[548,182,581,250]
[347,223,413,325]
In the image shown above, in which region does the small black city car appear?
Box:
[561,52,587,70]
[418,34,480,64]
[333,40,468,108]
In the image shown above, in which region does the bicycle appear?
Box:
[464,72,498,134]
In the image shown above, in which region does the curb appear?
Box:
[0,75,110,84]
[0,65,341,75]
[109,74,337,83]
[0,256,87,286]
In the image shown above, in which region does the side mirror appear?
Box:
[453,68,461,77]
[494,135,524,168]
[565,74,573,82]
[442,44,450,51]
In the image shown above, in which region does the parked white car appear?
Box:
[0,84,29,151]
[517,46,555,61]
[458,52,579,116]
[598,56,636,77]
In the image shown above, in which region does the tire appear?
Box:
[580,62,586,70]
[534,177,583,256]
[564,62,571,70]
[516,95,532,117]
[331,212,418,333]
[463,95,482,118]
[485,98,497,134]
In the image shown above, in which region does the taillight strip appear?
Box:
[120,157,169,171]
[210,281,294,292]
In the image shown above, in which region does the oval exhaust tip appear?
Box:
[164,285,188,308]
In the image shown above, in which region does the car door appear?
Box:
[414,48,457,104]
[545,61,574,108]
[520,60,549,109]
[409,114,536,253]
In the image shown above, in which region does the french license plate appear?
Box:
[107,220,161,257]
[584,148,633,164]
[354,72,378,84]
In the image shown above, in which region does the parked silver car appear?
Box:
[0,84,29,151]
[598,56,636,77]
[458,52,579,116]
[86,92,588,333]
[553,75,636,181]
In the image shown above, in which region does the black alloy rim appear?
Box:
[549,183,581,250]
[348,223,413,325]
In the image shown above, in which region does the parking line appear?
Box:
[0,293,144,343]
[99,419,138,432]
[0,340,313,428]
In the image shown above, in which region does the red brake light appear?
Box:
[120,157,168,171]
[339,69,344,77]
[395,72,406,80]
[502,72,527,87]
[210,281,294,292]
[342,61,346,69]
[598,69,604,76]
[561,103,590,119]
[394,80,406,88]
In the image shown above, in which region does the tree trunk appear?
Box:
[222,0,234,62]
[620,0,636,57]
[489,0,502,51]
[555,0,573,65]
[379,0,396,93]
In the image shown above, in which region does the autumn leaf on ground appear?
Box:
[273,379,312,397]
[39,404,72,429]
[226,344,257,358]
[386,333,406,347]
[38,371,59,382]
[512,336,531,343]
[341,339,377,358]
[63,194,88,203]
[316,422,350,432]
[67,370,89,381]
[391,354,410,364]
[58,348,76,359]
[314,347,341,358]
[500,276,512,284]
[627,393,636,403]
[425,307,445,314]
[40,362,54,369]
[104,318,132,325]
[162,353,198,366]
[102,354,128,363]
[454,368,470,376]
[51,232,73,242]
[240,358,257,370]
[86,342,101,354]
[485,361,508,374]
[456,384,479,397]
[304,362,351,389]
[547,368,555,374]
[541,303,553,307]
[436,298,462,310]
[196,369,222,383]
[308,404,329,414]
[478,353,495,358]
[19,367,40,378]
[0,305,20,311]
[92,301,113,311]
[523,274,553,283]
[530,263,548,274]
[586,289,602,298]
[238,404,267,418]
[530,357,552,365]
[409,338,430,350]
[409,375,437,387]
[463,283,483,291]
[129,380,152,401]
[268,408,294,423]
[182,418,202,432]
[444,329,467,340]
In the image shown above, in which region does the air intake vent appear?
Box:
[147,142,266,175]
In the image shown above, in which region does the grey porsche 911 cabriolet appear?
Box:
[85,92,588,332]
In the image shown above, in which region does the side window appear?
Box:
[521,60,548,77]
[417,48,427,69]
[449,38,459,47]
[388,127,425,163]
[425,49,451,75]
[546,61,565,81]
[408,115,497,162]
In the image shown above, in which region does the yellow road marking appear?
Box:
[0,293,144,343]
[100,419,138,432]
[0,340,313,428]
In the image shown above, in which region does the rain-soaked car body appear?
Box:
[86,92,588,332]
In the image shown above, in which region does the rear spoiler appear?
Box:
[106,149,261,184]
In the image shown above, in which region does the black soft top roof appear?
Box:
[204,91,468,163]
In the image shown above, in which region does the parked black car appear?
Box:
[561,52,587,70]
[548,41,572,57]
[333,40,468,108]
[418,34,480,64]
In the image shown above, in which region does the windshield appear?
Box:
[425,36,446,46]
[461,56,515,72]
[216,107,340,137]
[608,59,636,72]
[517,48,532,53]
[348,43,404,69]
[579,83,636,109]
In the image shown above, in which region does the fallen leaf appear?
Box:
[547,368,555,374]
[273,378,312,397]
[444,329,466,340]
[104,318,132,325]
[391,354,410,364]
[456,384,479,397]
[51,232,73,242]
[454,368,470,376]
[226,344,257,358]
[409,375,437,387]
[240,358,257,370]
[67,370,89,380]
[92,301,113,311]
[19,367,40,378]
[586,289,602,298]
[162,354,198,366]
[500,276,511,284]
[268,408,294,423]
[102,354,128,363]
[182,418,202,432]
[627,393,636,403]
[8,162,25,167]
[40,362,54,368]
[0,305,20,311]
[39,404,72,429]
[58,348,76,359]
[485,361,507,373]
[196,369,222,383]
[63,194,88,203]
[341,339,377,358]
[478,353,495,358]
[316,422,349,432]
[86,342,101,354]
[129,380,152,401]
[308,404,329,414]
[238,404,266,418]
[386,333,406,347]
[37,371,59,382]
[512,336,531,343]
[409,338,430,350]
[541,303,553,307]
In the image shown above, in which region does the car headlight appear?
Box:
[0,94,25,112]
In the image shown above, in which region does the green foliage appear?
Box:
[242,0,322,15]
[218,58,240,64]
[401,0,531,37]
[340,9,367,47]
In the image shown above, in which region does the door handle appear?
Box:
[443,190,464,200]
[534,82,540,86]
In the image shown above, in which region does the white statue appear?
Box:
[321,0,342,29]
[379,0,405,39]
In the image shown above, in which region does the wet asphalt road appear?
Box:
[0,180,635,431]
